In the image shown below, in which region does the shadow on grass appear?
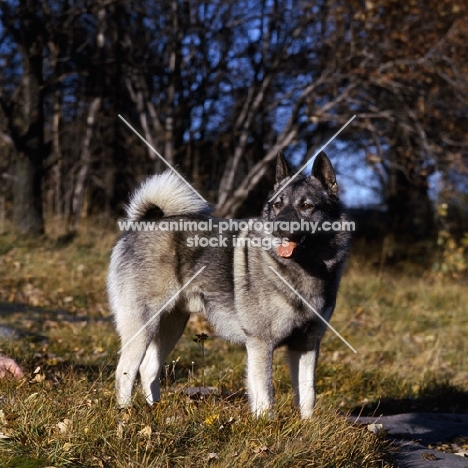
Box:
[352,380,468,417]
[0,301,111,338]
[0,301,111,321]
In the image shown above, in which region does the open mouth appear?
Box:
[276,234,306,258]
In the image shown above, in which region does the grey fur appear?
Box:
[108,152,350,418]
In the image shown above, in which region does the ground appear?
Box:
[0,229,467,467]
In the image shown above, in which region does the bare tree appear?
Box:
[308,0,468,238]
[0,0,49,234]
[1,0,466,238]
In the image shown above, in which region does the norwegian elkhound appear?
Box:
[108,152,350,418]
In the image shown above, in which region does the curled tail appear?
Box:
[126,171,211,221]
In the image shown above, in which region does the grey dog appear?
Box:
[108,152,350,418]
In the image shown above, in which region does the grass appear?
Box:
[0,225,467,467]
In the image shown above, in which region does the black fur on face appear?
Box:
[262,152,343,240]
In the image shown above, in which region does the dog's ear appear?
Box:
[312,152,338,195]
[275,151,291,183]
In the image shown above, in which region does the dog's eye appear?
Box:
[300,202,313,210]
[273,201,283,209]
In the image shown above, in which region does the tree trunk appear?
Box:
[13,150,44,234]
[72,97,101,229]
[386,153,436,241]
[12,17,45,235]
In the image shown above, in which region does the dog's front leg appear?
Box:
[287,341,320,419]
[245,339,274,417]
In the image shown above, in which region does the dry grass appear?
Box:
[0,226,467,467]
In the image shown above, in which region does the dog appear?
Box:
[107,151,350,418]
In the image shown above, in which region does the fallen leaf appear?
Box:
[138,425,152,438]
[46,357,64,366]
[24,392,39,403]
[254,445,270,454]
[218,416,235,431]
[31,373,46,383]
[62,442,73,452]
[56,419,72,434]
[204,414,219,425]
[116,421,125,439]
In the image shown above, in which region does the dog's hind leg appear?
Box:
[245,339,274,417]
[115,326,153,408]
[139,309,189,405]
[287,340,320,419]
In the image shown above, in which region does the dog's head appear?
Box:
[263,151,343,258]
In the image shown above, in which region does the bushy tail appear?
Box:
[126,171,210,221]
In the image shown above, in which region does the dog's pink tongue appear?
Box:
[277,241,297,258]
